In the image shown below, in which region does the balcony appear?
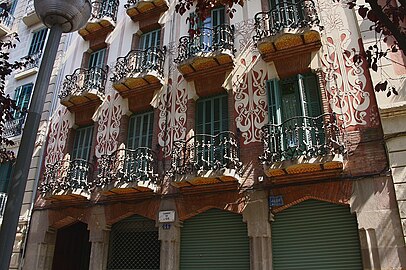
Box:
[169,131,242,191]
[175,25,235,81]
[260,113,345,183]
[4,117,25,138]
[59,66,107,111]
[111,47,165,98]
[22,0,40,27]
[15,51,42,80]
[78,0,119,40]
[253,0,321,63]
[0,8,14,37]
[125,0,168,22]
[96,145,158,198]
[39,157,94,201]
[39,154,94,201]
[0,192,7,220]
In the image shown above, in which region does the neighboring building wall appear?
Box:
[20,0,406,269]
[354,0,406,246]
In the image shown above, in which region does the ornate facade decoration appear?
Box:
[234,56,268,144]
[318,0,373,128]
[45,108,72,165]
[95,93,123,158]
[157,74,188,156]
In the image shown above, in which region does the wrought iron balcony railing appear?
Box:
[21,50,42,71]
[175,25,235,64]
[59,66,108,100]
[0,192,7,218]
[4,117,25,138]
[39,159,94,195]
[111,47,166,83]
[25,0,34,14]
[170,131,242,177]
[96,147,158,187]
[259,113,344,165]
[125,0,141,8]
[253,0,319,42]
[90,0,119,22]
[0,8,14,28]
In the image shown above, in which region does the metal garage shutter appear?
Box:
[180,208,250,270]
[272,199,363,270]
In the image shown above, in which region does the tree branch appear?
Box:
[366,0,406,54]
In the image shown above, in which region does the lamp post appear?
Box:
[0,1,91,269]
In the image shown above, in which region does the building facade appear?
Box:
[14,0,406,269]
[0,0,69,268]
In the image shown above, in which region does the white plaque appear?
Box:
[159,210,175,223]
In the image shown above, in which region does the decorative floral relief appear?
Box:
[95,93,123,158]
[157,74,188,157]
[234,19,256,53]
[45,108,72,165]
[318,0,372,128]
[234,56,268,144]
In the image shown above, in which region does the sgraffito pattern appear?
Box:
[45,108,72,165]
[95,93,123,158]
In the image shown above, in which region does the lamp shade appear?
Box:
[34,0,91,33]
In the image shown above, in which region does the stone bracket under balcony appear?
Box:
[125,0,168,22]
[78,0,119,40]
[22,1,41,27]
[169,132,242,192]
[263,154,344,183]
[175,25,235,81]
[260,113,345,184]
[60,67,107,112]
[95,144,158,199]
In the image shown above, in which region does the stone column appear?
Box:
[21,210,56,270]
[159,199,180,270]
[243,190,272,270]
[88,206,110,270]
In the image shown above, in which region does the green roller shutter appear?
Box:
[180,209,250,270]
[272,199,363,270]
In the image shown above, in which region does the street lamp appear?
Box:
[0,1,91,269]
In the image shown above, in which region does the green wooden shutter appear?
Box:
[211,7,225,27]
[127,111,154,149]
[180,209,250,270]
[89,48,106,68]
[0,162,12,193]
[272,200,363,270]
[196,94,228,135]
[28,28,48,55]
[72,126,94,160]
[14,84,33,118]
[266,79,282,124]
[301,73,322,117]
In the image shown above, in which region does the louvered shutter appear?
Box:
[272,200,363,270]
[180,209,250,270]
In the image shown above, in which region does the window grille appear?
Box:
[107,215,160,270]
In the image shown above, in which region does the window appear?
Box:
[196,94,228,135]
[72,126,94,160]
[28,28,48,56]
[13,83,33,119]
[88,48,106,68]
[266,73,322,124]
[127,111,154,149]
[190,7,225,50]
[139,29,161,50]
[266,73,323,155]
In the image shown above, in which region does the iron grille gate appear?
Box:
[107,215,160,270]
